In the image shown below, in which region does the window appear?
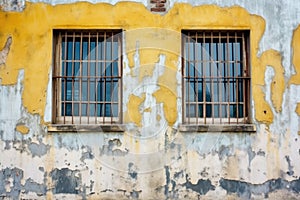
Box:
[182,30,250,124]
[52,30,122,125]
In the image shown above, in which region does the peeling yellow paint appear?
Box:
[153,86,177,125]
[144,107,152,112]
[296,103,300,116]
[156,115,161,121]
[259,50,285,113]
[15,124,29,134]
[125,93,145,127]
[290,25,300,85]
[0,2,284,126]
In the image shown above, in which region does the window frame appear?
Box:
[51,29,123,128]
[181,30,253,129]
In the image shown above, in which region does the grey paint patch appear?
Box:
[164,166,171,196]
[80,146,94,162]
[257,149,266,156]
[285,156,294,176]
[174,170,184,179]
[218,145,231,160]
[100,138,128,156]
[220,178,300,199]
[23,178,46,196]
[130,190,141,199]
[50,168,81,194]
[128,162,138,180]
[0,167,47,199]
[0,167,23,199]
[28,142,50,157]
[184,175,215,195]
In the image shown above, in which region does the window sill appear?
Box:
[179,124,256,133]
[47,124,125,133]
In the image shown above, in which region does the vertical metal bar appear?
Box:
[242,32,247,122]
[187,33,190,124]
[71,32,75,124]
[234,32,239,123]
[55,32,62,124]
[218,32,222,124]
[87,32,91,124]
[111,32,114,123]
[79,32,83,124]
[95,32,99,124]
[63,31,67,124]
[195,32,198,124]
[226,32,230,124]
[118,32,122,123]
[103,31,106,124]
[203,32,206,124]
[182,32,185,124]
[210,31,214,124]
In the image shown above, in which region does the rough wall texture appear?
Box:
[1,0,300,199]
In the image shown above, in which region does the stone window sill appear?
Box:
[179,124,256,133]
[47,124,125,133]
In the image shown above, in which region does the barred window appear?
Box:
[52,30,122,125]
[182,30,250,124]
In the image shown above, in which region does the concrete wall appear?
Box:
[1,0,300,199]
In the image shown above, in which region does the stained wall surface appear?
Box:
[1,0,300,199]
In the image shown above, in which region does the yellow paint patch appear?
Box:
[290,25,300,85]
[259,50,285,113]
[15,125,29,134]
[153,86,177,125]
[156,115,161,121]
[144,107,152,112]
[125,93,145,127]
[296,103,300,116]
[0,2,284,125]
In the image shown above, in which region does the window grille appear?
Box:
[53,30,122,124]
[182,30,250,124]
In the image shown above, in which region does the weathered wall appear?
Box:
[1,0,300,199]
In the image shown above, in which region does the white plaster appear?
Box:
[44,67,52,123]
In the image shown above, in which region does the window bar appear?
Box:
[87,32,91,124]
[95,32,99,124]
[195,32,199,124]
[63,31,67,124]
[118,33,122,123]
[187,33,191,124]
[71,32,75,124]
[103,32,106,124]
[181,33,186,124]
[226,32,230,124]
[210,32,214,124]
[234,32,239,123]
[242,32,247,122]
[203,32,206,124]
[56,32,62,124]
[110,32,114,123]
[79,32,83,124]
[218,32,222,124]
